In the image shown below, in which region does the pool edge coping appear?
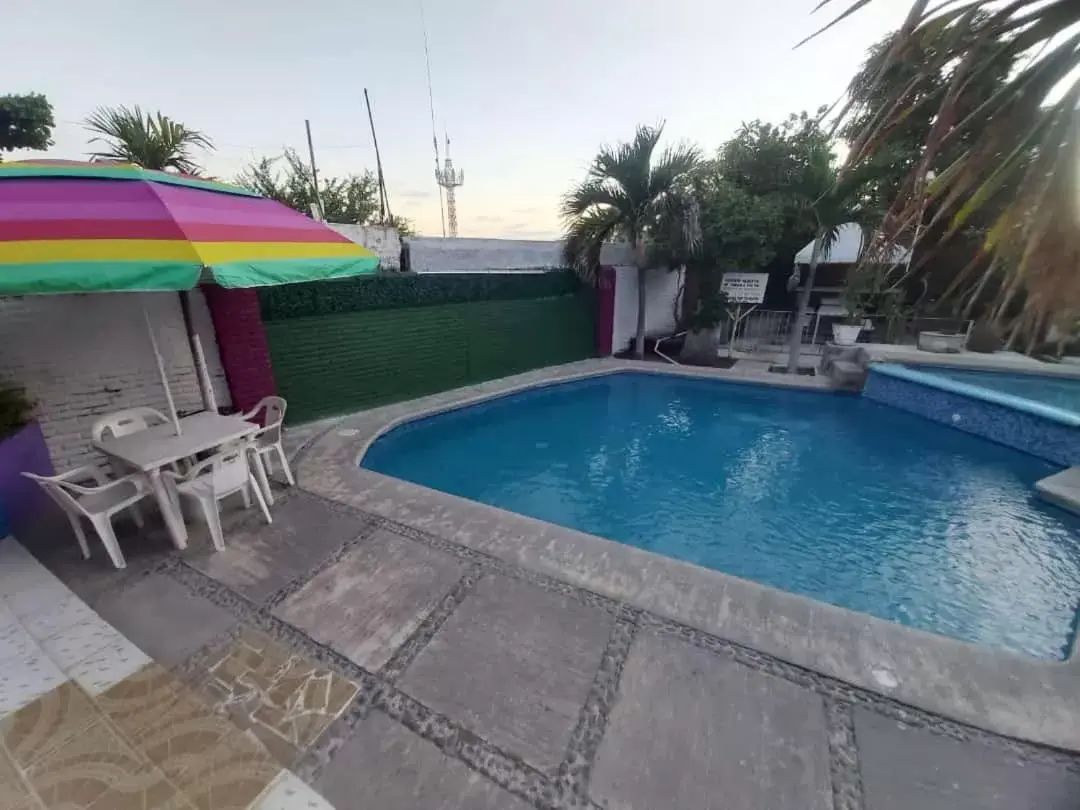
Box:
[294,357,1080,753]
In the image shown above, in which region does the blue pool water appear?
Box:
[913,366,1080,415]
[363,373,1080,659]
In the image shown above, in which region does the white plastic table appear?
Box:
[93,412,258,549]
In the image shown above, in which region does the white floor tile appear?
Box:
[39,614,125,672]
[68,633,151,696]
[0,618,43,664]
[4,567,72,617]
[19,590,95,641]
[252,771,337,810]
[0,650,67,716]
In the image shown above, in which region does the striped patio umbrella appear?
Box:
[0,160,380,431]
[0,160,378,293]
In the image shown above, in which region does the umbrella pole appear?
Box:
[142,303,182,435]
[178,290,218,413]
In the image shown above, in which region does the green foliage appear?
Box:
[824,0,1080,350]
[719,110,836,265]
[0,93,54,155]
[0,382,33,439]
[677,169,782,330]
[236,149,383,225]
[84,106,212,174]
[259,270,584,321]
[840,18,1014,223]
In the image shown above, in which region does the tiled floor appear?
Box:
[0,539,340,810]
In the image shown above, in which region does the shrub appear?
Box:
[0,382,33,439]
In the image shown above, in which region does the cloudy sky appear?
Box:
[6,0,912,239]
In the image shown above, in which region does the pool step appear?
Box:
[1035,466,1080,515]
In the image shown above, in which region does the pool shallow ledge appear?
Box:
[296,358,1080,753]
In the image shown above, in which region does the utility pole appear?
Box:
[364,89,392,223]
[435,134,464,237]
[304,119,324,220]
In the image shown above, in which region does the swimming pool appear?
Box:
[912,366,1080,415]
[362,372,1080,659]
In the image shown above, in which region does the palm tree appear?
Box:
[562,124,701,358]
[784,145,884,372]
[811,0,1080,350]
[84,106,212,174]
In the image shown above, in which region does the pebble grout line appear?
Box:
[824,698,864,810]
[555,608,640,805]
[262,517,381,611]
[377,564,486,684]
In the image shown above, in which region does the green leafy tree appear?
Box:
[562,124,701,358]
[719,111,834,270]
[681,169,781,333]
[0,93,54,157]
[820,0,1080,350]
[84,106,212,174]
[236,149,381,225]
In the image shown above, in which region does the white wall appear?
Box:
[0,291,229,470]
[326,223,401,270]
[406,237,634,274]
[612,267,684,354]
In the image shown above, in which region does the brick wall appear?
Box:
[203,287,276,413]
[0,291,230,470]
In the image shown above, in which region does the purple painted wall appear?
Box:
[0,423,54,539]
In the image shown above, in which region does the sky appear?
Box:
[6,0,913,239]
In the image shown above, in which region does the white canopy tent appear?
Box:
[793,223,910,265]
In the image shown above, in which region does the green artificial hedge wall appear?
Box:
[261,271,595,421]
[259,270,583,321]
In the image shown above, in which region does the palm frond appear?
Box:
[562,207,623,282]
[84,105,213,174]
[828,0,1080,348]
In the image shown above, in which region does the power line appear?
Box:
[419,0,447,238]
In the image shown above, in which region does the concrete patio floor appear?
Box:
[21,479,1080,810]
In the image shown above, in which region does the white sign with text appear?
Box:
[720,272,769,304]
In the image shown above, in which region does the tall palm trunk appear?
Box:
[634,236,647,359]
[786,229,826,372]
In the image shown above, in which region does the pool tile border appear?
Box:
[294,358,1080,752]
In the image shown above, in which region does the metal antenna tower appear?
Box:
[435,134,464,237]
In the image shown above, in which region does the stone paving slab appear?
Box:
[93,573,238,667]
[187,492,370,605]
[590,630,832,810]
[399,574,613,774]
[316,710,531,810]
[275,529,465,671]
[855,707,1080,810]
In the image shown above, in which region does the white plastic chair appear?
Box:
[22,466,152,569]
[164,443,271,552]
[91,407,169,441]
[242,396,293,504]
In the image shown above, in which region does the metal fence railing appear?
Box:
[725,309,973,361]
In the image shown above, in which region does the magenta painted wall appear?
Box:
[203,287,277,413]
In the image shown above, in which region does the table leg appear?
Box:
[148,468,188,550]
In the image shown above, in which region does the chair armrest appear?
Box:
[58,472,149,497]
[54,464,110,486]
